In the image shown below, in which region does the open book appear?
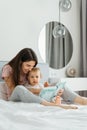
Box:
[39,82,66,102]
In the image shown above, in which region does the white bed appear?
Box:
[0,100,87,130]
[0,61,87,130]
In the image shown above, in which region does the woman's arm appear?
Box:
[2,64,15,90]
[4,76,15,91]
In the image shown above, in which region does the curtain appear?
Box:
[80,0,87,77]
[46,22,72,69]
[78,0,87,96]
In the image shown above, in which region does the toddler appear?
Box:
[25,67,64,105]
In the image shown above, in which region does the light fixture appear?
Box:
[53,0,72,38]
[53,24,65,38]
[60,0,72,12]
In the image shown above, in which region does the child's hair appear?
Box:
[28,67,42,78]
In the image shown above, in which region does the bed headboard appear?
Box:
[0,61,49,83]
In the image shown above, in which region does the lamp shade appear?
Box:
[53,24,66,38]
[60,0,72,12]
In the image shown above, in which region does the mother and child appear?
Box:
[1,48,87,109]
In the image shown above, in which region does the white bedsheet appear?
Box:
[0,100,87,130]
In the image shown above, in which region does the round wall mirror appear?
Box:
[38,21,73,69]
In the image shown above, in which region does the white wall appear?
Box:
[0,0,60,61]
[61,78,87,91]
[0,0,81,78]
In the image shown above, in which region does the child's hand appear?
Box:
[44,82,50,87]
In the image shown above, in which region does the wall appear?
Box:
[61,78,87,91]
[0,0,81,78]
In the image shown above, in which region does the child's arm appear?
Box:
[28,88,42,95]
[44,82,57,87]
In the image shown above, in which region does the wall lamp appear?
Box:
[53,0,72,38]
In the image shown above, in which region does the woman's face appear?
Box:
[21,61,36,74]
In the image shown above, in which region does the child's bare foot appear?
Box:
[55,96,61,105]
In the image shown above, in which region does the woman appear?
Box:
[1,48,77,109]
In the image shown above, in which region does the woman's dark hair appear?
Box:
[8,48,38,86]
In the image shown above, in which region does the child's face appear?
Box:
[28,71,41,86]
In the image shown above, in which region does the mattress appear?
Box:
[0,99,87,130]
